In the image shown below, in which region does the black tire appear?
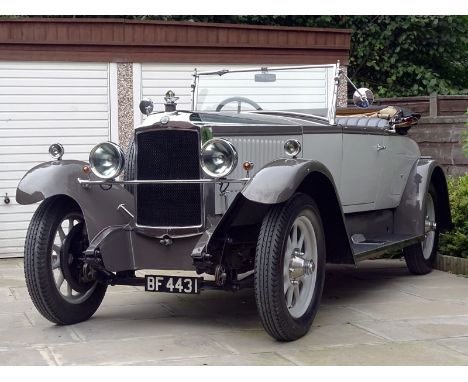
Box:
[124,138,136,194]
[404,184,439,275]
[24,197,107,325]
[254,193,326,341]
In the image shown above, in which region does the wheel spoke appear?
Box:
[293,284,300,305]
[56,271,64,289]
[52,257,60,270]
[286,285,294,308]
[53,244,61,255]
[297,231,305,252]
[291,224,298,247]
[57,226,66,243]
[66,282,72,297]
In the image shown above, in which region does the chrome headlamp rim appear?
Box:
[89,141,125,180]
[284,139,302,158]
[200,138,238,179]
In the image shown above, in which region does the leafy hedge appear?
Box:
[438,175,468,258]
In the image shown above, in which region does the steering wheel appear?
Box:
[215,97,263,112]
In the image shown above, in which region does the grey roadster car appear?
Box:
[17,62,451,341]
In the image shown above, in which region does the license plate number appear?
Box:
[145,275,202,294]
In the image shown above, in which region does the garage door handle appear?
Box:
[3,193,10,204]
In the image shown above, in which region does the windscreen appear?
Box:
[194,65,337,119]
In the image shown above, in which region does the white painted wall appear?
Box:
[0,62,115,258]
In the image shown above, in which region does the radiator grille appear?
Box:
[136,129,202,227]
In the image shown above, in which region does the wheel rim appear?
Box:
[51,213,97,304]
[283,213,318,319]
[422,193,436,260]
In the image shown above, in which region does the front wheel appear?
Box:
[254,193,326,341]
[24,197,107,325]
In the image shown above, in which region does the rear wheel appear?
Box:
[24,197,107,324]
[404,184,439,275]
[254,193,326,341]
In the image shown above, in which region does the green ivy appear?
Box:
[439,175,468,258]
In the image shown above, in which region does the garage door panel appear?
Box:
[1,144,96,155]
[0,212,35,223]
[2,221,31,231]
[0,62,111,258]
[0,238,28,248]
[0,111,109,121]
[0,86,108,96]
[2,136,108,147]
[0,104,109,113]
[0,62,107,70]
[0,204,38,215]
[0,78,109,87]
[2,127,109,137]
[0,95,108,104]
[0,153,90,163]
[0,69,108,79]
[1,120,109,129]
[0,229,27,240]
[0,247,24,256]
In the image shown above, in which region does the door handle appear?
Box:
[376,144,386,151]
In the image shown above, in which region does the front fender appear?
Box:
[241,158,337,204]
[16,160,135,240]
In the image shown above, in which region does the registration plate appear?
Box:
[145,275,202,294]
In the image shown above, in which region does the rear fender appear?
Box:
[394,158,452,235]
[16,160,134,240]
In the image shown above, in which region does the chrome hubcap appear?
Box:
[283,214,318,318]
[422,193,436,260]
[51,213,96,304]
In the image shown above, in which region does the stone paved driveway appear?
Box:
[1,258,468,365]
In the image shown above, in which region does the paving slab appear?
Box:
[348,300,468,321]
[1,258,468,365]
[48,335,232,365]
[278,340,468,366]
[0,346,51,366]
[130,352,296,366]
[437,337,468,356]
[353,316,468,341]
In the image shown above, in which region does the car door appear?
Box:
[374,133,420,210]
[340,126,382,212]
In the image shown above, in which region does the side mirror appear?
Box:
[353,88,374,108]
[139,98,154,116]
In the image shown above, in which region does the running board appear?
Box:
[352,234,425,262]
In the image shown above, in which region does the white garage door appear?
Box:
[0,62,115,258]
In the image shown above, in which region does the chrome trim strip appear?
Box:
[77,178,249,185]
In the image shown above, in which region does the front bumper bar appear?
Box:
[77,178,250,186]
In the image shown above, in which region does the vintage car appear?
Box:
[17,62,452,341]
